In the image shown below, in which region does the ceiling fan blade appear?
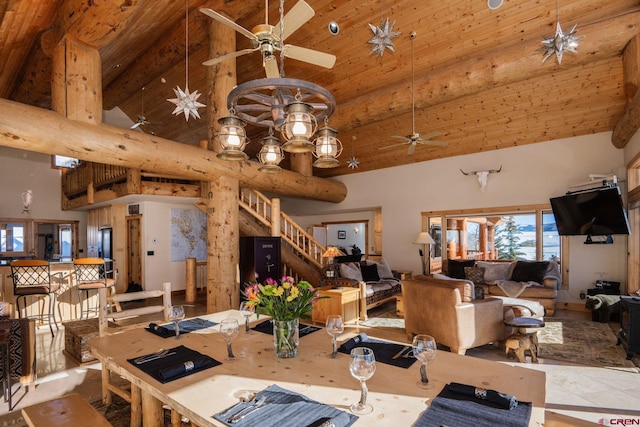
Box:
[424,140,448,147]
[283,45,336,69]
[264,55,280,78]
[407,143,417,155]
[273,0,315,41]
[390,135,409,140]
[199,8,257,41]
[379,142,408,150]
[420,130,443,140]
[203,48,258,66]
[130,122,142,129]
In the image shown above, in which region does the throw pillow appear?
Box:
[361,263,381,282]
[474,285,485,300]
[376,258,395,279]
[510,261,549,284]
[447,259,476,279]
[477,261,513,284]
[339,263,363,281]
[464,266,485,284]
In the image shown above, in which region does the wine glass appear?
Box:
[168,306,185,340]
[239,301,255,333]
[325,315,344,358]
[412,334,437,389]
[349,347,376,415]
[220,318,240,360]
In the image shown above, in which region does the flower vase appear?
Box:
[273,318,299,358]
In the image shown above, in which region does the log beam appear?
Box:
[613,34,640,148]
[0,99,347,203]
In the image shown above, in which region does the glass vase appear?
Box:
[273,318,299,358]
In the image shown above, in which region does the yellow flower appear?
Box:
[282,282,291,289]
[290,287,299,298]
[273,287,284,297]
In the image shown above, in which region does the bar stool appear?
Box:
[0,321,11,410]
[10,260,61,337]
[73,258,117,319]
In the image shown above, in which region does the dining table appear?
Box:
[88,309,546,426]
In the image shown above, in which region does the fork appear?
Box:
[226,396,266,423]
[133,349,174,364]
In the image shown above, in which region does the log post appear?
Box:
[613,34,640,148]
[290,153,313,176]
[185,258,197,304]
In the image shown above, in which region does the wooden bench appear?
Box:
[21,393,111,427]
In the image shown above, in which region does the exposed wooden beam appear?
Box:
[331,8,640,134]
[613,34,640,148]
[0,99,347,203]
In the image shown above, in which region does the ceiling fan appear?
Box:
[379,32,448,155]
[130,87,160,134]
[200,0,336,78]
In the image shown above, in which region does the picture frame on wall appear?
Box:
[338,230,346,239]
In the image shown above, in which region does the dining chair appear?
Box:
[73,257,117,319]
[0,317,36,411]
[97,282,172,427]
[10,260,61,337]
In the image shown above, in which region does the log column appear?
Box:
[205,14,239,313]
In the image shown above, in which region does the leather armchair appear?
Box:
[403,278,504,355]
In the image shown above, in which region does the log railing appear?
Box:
[62,161,129,198]
[239,188,325,269]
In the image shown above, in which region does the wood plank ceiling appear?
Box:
[0,0,637,178]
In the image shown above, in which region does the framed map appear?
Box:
[170,208,206,262]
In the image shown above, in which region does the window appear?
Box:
[422,204,560,273]
[0,222,28,256]
[51,155,78,169]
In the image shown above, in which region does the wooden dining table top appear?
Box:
[88,309,546,427]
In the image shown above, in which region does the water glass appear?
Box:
[412,334,437,389]
[220,318,240,360]
[349,347,376,414]
[325,315,344,358]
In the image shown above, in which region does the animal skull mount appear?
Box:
[460,166,502,192]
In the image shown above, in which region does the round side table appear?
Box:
[503,317,545,363]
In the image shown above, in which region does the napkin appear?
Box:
[128,345,221,383]
[251,320,321,337]
[337,333,417,369]
[212,384,357,427]
[145,318,218,338]
[415,382,532,427]
[448,382,518,410]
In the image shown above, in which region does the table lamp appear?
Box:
[322,246,345,286]
[413,232,435,275]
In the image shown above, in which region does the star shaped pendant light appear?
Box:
[168,86,206,121]
[347,136,359,169]
[367,17,400,56]
[540,1,583,64]
[168,0,205,121]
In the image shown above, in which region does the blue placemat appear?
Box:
[127,345,221,383]
[212,384,358,427]
[252,319,321,337]
[337,333,416,368]
[145,318,218,338]
[415,382,532,427]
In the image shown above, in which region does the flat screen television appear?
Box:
[550,187,631,236]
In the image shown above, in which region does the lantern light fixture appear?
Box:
[216,110,248,160]
[257,130,284,173]
[313,118,343,168]
[281,91,317,153]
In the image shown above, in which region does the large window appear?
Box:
[422,204,561,273]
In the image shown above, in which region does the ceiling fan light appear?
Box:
[281,101,317,153]
[216,115,249,160]
[257,134,284,173]
[313,124,342,168]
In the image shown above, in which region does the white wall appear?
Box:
[283,132,626,305]
[0,147,87,252]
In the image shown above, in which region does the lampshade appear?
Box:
[413,231,435,245]
[322,246,345,258]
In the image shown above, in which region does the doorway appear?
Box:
[126,215,142,289]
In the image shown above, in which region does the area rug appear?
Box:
[537,318,638,372]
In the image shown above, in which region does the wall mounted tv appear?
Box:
[550,187,631,236]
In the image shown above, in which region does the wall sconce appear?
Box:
[257,131,284,173]
[313,119,343,168]
[216,110,248,160]
[22,190,32,214]
[281,94,317,153]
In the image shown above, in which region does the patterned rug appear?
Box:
[537,318,638,372]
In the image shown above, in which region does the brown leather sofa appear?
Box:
[402,277,504,355]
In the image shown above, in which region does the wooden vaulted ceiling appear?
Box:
[0,0,638,178]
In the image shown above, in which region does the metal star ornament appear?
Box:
[167,86,206,121]
[541,22,583,64]
[367,18,400,57]
[347,156,360,169]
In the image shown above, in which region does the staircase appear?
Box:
[238,188,326,285]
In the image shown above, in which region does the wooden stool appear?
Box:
[21,393,111,427]
[504,317,545,363]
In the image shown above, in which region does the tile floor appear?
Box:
[0,298,638,426]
